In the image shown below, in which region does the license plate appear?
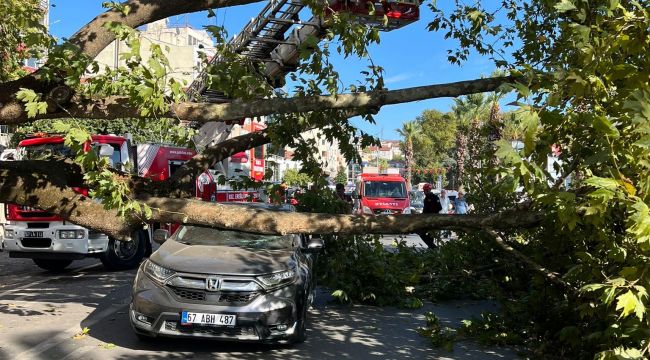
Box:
[181,312,236,326]
[23,231,43,237]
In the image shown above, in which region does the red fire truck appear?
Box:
[1,134,196,271]
[353,168,411,215]
[201,120,266,202]
[327,0,420,30]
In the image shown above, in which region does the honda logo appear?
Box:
[205,276,221,291]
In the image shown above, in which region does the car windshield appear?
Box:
[21,143,72,160]
[172,226,295,250]
[20,142,122,165]
[409,191,425,204]
[364,181,406,198]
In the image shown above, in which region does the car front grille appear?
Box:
[21,238,52,248]
[167,286,258,304]
[373,209,402,215]
[164,321,257,338]
[219,293,258,303]
[170,287,206,301]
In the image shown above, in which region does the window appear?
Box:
[363,181,406,198]
[254,146,264,160]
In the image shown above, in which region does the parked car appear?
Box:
[129,203,323,343]
[409,190,424,214]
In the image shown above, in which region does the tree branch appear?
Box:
[483,228,569,288]
[0,77,515,125]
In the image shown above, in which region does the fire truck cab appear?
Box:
[1,135,196,272]
[354,167,411,215]
[2,134,138,271]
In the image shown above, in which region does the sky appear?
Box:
[48,1,500,140]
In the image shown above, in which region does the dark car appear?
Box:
[129,204,322,343]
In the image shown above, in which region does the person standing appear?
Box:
[454,192,468,214]
[439,189,450,214]
[418,183,442,248]
[335,183,352,213]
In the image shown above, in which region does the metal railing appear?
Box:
[186,0,306,102]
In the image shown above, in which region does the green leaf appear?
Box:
[585,176,620,190]
[615,290,638,318]
[24,102,48,118]
[52,121,72,133]
[554,0,577,13]
[593,116,620,138]
[16,88,40,102]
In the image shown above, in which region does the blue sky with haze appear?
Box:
[49,1,498,139]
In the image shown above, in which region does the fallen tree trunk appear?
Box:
[0,161,544,240]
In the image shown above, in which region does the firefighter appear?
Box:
[418,183,442,248]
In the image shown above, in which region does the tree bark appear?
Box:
[0,77,515,125]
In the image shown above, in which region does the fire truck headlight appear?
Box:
[59,230,85,239]
[402,207,411,214]
[4,229,14,239]
[362,206,373,215]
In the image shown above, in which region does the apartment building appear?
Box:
[94,18,216,85]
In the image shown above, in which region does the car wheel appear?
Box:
[291,302,308,343]
[32,259,72,272]
[100,230,147,271]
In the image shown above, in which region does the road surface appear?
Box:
[0,245,518,360]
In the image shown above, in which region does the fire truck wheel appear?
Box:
[32,259,73,272]
[100,230,147,271]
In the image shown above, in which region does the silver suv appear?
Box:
[129,206,322,343]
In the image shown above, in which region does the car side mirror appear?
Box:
[304,236,324,253]
[153,229,169,245]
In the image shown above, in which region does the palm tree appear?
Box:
[396,120,419,189]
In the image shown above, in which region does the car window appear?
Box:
[364,181,406,198]
[173,226,295,250]
[21,143,72,160]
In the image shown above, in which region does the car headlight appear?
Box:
[4,229,14,239]
[403,207,411,214]
[257,269,296,288]
[362,206,373,215]
[59,230,85,239]
[144,260,175,283]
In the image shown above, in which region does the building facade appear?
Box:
[93,18,215,85]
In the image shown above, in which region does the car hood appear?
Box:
[151,239,295,276]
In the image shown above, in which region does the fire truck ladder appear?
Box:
[187,0,317,102]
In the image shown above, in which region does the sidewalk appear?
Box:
[305,288,520,360]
